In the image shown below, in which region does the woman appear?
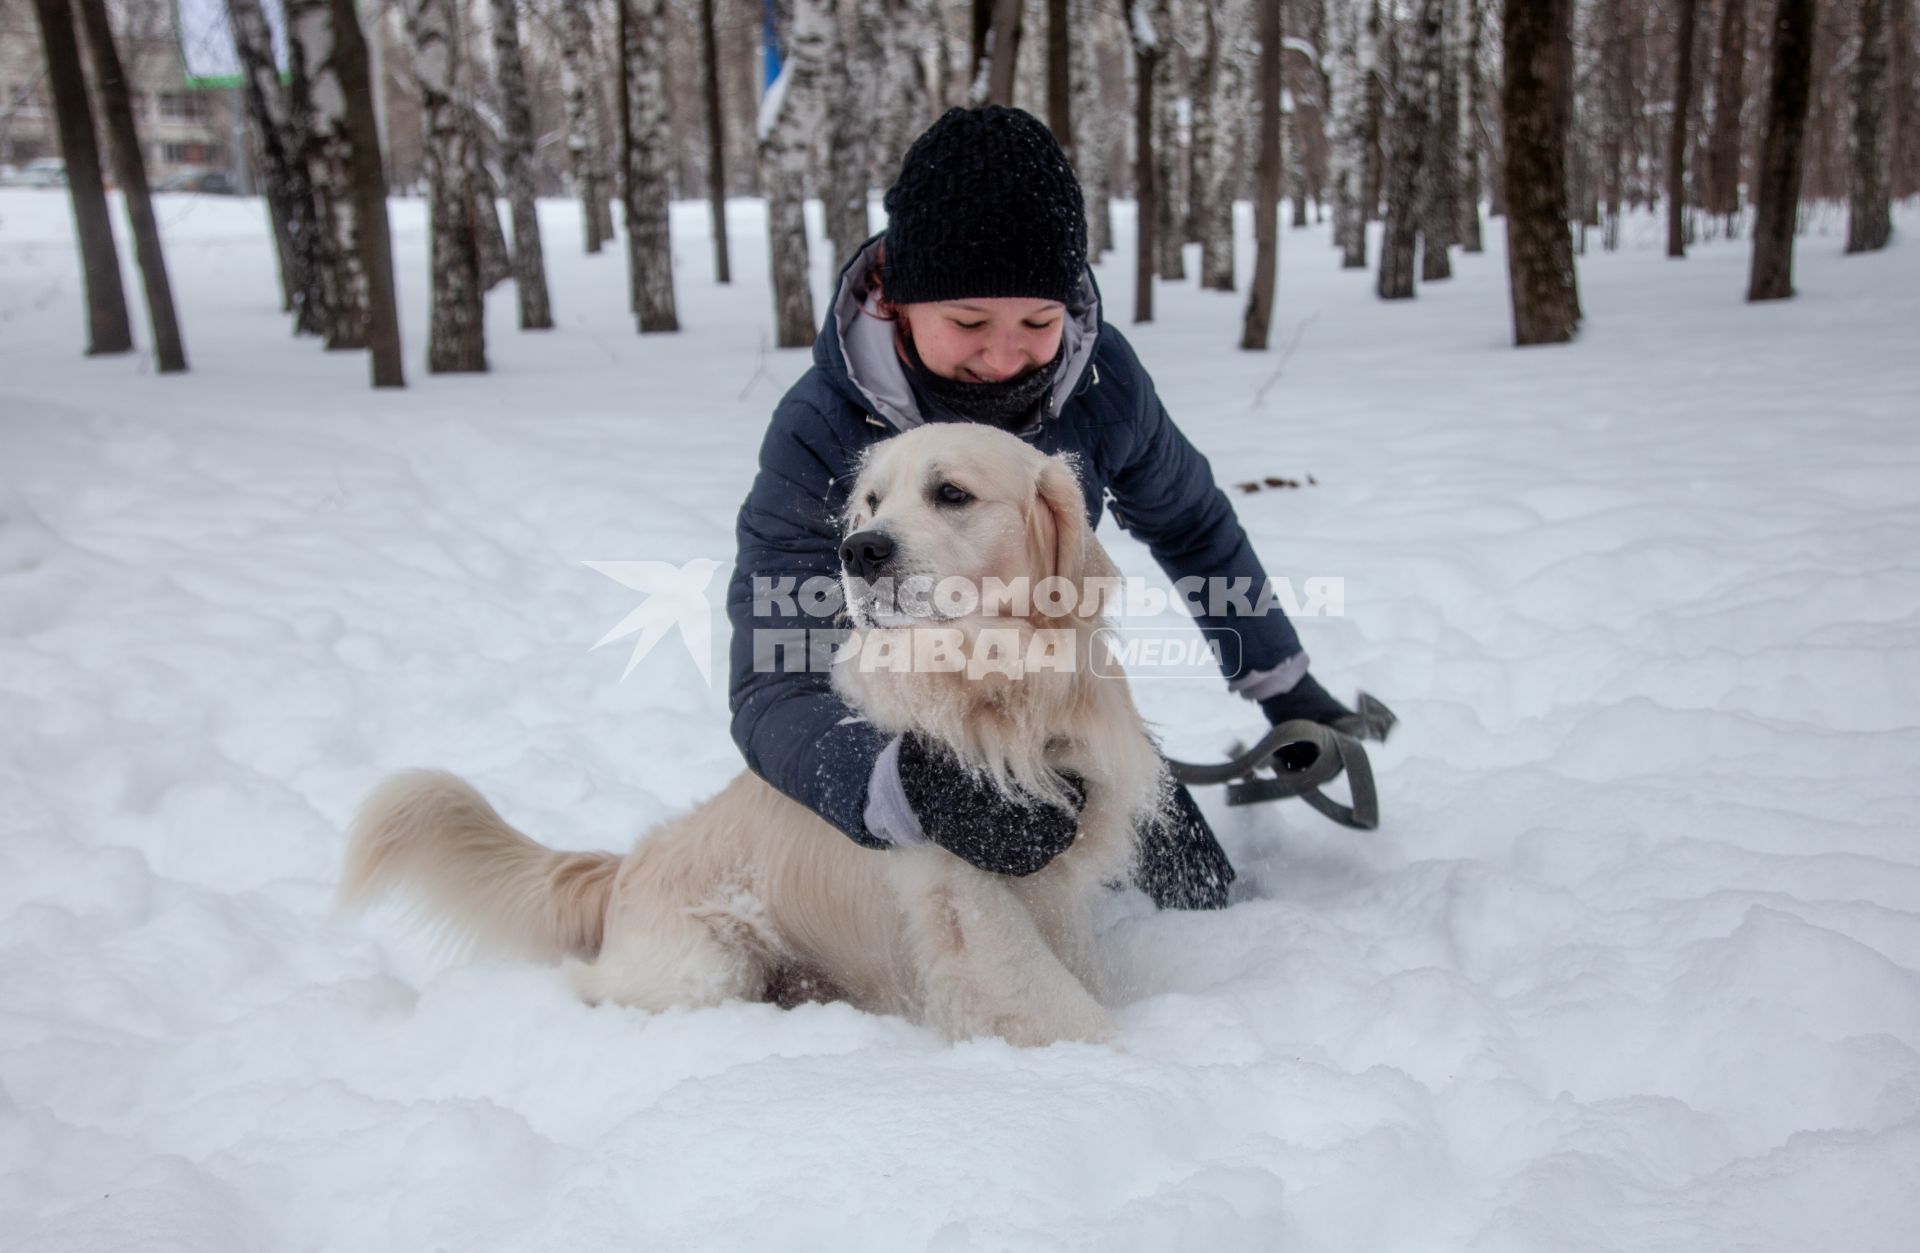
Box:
[726,106,1382,909]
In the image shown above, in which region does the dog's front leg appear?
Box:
[888,849,1113,1046]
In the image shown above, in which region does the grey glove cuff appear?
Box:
[1227,650,1311,702]
[862,735,931,847]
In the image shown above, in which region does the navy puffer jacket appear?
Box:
[727,238,1304,845]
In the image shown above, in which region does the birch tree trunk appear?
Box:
[1705,0,1746,224]
[700,0,731,281]
[229,0,328,334]
[73,0,185,372]
[289,0,371,350]
[1378,0,1437,298]
[1420,0,1457,281]
[1072,0,1115,258]
[469,121,513,292]
[1358,0,1387,240]
[1747,0,1813,300]
[1501,0,1580,344]
[1197,0,1243,289]
[624,0,679,331]
[761,0,830,346]
[1667,0,1699,257]
[985,0,1024,105]
[330,0,405,386]
[1047,0,1071,153]
[1241,0,1282,347]
[826,0,875,265]
[559,0,610,253]
[1457,0,1485,250]
[1328,0,1365,265]
[1154,0,1186,281]
[29,0,131,356]
[1126,0,1162,323]
[490,0,553,327]
[877,0,935,183]
[410,0,488,372]
[1845,0,1894,253]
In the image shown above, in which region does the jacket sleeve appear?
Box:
[1101,333,1306,680]
[727,396,892,847]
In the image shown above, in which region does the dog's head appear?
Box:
[838,424,1117,631]
[833,424,1164,849]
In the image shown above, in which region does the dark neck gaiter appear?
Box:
[900,334,1062,431]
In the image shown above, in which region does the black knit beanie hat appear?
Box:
[880,105,1088,307]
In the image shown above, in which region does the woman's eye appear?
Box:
[865,491,880,512]
[1023,320,1058,331]
[936,482,973,507]
[953,320,985,331]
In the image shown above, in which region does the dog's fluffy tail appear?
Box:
[339,769,621,963]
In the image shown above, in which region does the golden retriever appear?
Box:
[340,424,1167,1045]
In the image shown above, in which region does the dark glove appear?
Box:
[895,734,1086,876]
[1260,675,1396,742]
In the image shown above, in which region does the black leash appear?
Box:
[1164,693,1396,831]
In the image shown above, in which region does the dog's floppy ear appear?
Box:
[1031,454,1118,618]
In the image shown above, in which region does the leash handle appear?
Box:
[1165,713,1384,831]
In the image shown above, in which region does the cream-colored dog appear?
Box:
[341,424,1167,1045]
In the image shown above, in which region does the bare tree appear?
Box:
[1048,0,1072,154]
[1242,0,1282,347]
[1747,0,1813,301]
[623,0,679,331]
[228,0,329,335]
[1421,0,1458,282]
[558,0,611,253]
[1198,0,1249,288]
[1666,0,1699,257]
[876,0,936,181]
[700,0,731,281]
[411,0,488,371]
[1704,0,1746,226]
[1328,0,1368,265]
[1846,0,1894,253]
[468,122,513,291]
[73,0,185,371]
[1502,0,1580,344]
[1457,0,1486,251]
[492,0,554,327]
[984,0,1024,105]
[331,0,405,386]
[289,0,371,350]
[1125,0,1163,323]
[761,0,831,346]
[29,0,131,356]
[1071,0,1115,258]
[1154,0,1187,281]
[825,0,876,265]
[1379,0,1439,298]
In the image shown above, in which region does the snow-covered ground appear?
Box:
[3,186,1918,1251]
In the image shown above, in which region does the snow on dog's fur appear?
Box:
[341,425,1167,1045]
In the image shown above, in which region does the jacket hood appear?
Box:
[813,235,1102,434]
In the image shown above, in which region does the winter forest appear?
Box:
[5,0,1920,1250]
[15,0,1919,372]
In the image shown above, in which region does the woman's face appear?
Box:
[898,297,1066,383]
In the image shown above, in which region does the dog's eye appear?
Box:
[935,482,973,507]
[865,491,880,513]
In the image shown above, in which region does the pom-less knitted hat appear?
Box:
[880,105,1088,307]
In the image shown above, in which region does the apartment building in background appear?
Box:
[1,0,238,183]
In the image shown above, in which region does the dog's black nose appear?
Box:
[840,529,894,581]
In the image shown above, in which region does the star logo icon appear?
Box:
[585,558,723,684]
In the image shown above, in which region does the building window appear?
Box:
[157,92,210,122]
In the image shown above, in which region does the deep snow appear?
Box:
[2,186,1918,1252]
